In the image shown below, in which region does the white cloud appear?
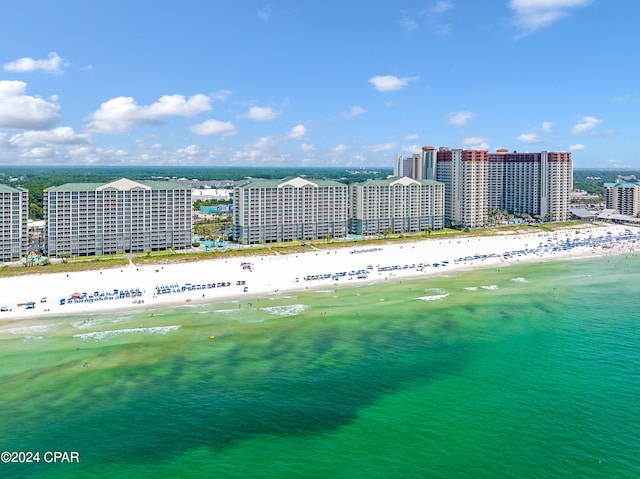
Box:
[283,124,307,140]
[369,75,419,92]
[569,143,585,151]
[509,0,591,36]
[541,121,554,133]
[447,111,474,126]
[301,143,316,152]
[571,115,603,134]
[330,144,349,155]
[363,142,396,153]
[190,119,236,136]
[462,137,489,150]
[8,127,90,147]
[398,18,418,31]
[86,94,211,134]
[211,90,232,101]
[517,132,540,144]
[429,1,453,13]
[0,80,61,129]
[401,144,421,154]
[3,52,68,74]
[404,134,419,141]
[343,106,366,119]
[257,5,272,21]
[244,106,280,121]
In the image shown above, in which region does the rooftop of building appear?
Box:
[237,177,347,188]
[354,176,443,187]
[44,178,189,192]
[0,184,27,193]
[604,175,640,188]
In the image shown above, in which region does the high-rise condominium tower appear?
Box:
[0,184,28,262]
[44,178,192,257]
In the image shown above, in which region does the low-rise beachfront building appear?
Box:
[232,177,348,245]
[349,177,444,235]
[604,176,640,216]
[0,184,29,262]
[44,178,192,257]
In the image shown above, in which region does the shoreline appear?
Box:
[0,222,638,328]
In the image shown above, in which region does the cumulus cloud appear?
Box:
[429,1,453,13]
[518,121,555,143]
[369,75,419,92]
[447,111,474,126]
[244,106,280,121]
[3,52,69,74]
[571,115,603,134]
[509,0,592,36]
[190,119,236,136]
[330,144,349,155]
[211,90,232,101]
[283,124,307,140]
[343,106,366,119]
[569,143,585,151]
[257,5,272,21]
[0,80,61,129]
[401,144,421,154]
[363,142,396,153]
[301,143,316,152]
[517,132,540,144]
[398,18,418,31]
[462,137,489,150]
[8,127,90,147]
[86,94,211,134]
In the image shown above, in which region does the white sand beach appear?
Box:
[0,222,637,325]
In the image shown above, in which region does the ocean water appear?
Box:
[1,254,639,479]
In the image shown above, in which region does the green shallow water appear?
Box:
[1,255,639,478]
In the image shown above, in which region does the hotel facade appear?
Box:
[233,177,349,244]
[44,178,192,257]
[0,184,29,262]
[395,147,573,227]
[604,176,640,216]
[349,177,444,235]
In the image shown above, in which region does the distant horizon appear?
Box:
[2,165,640,172]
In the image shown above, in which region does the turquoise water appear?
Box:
[1,254,639,478]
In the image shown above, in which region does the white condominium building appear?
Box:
[0,184,29,262]
[44,178,192,257]
[604,176,640,216]
[233,177,348,245]
[349,177,444,235]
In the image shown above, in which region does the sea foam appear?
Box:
[261,304,308,316]
[73,325,181,341]
[416,294,449,301]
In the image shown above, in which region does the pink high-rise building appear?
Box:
[395,146,573,227]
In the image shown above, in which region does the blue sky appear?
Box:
[0,0,637,168]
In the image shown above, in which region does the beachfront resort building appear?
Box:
[395,146,573,227]
[44,178,192,257]
[349,177,444,235]
[604,176,640,216]
[0,184,29,262]
[232,177,348,244]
